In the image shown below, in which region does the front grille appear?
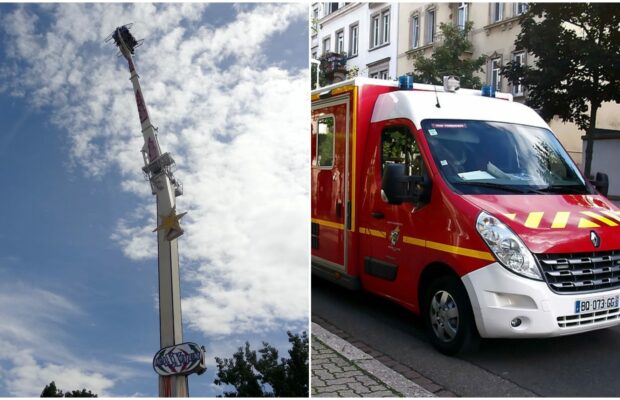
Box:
[557,307,620,328]
[536,250,620,294]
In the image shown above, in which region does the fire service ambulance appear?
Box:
[311,76,620,354]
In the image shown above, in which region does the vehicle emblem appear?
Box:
[389,226,400,246]
[590,231,601,248]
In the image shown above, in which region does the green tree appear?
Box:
[411,21,486,88]
[41,382,97,398]
[41,382,63,397]
[63,389,97,398]
[501,3,620,177]
[214,331,309,397]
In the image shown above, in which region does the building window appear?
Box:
[322,36,331,54]
[336,29,345,54]
[324,2,339,16]
[457,2,468,30]
[426,9,436,44]
[349,23,359,56]
[512,52,525,95]
[368,59,390,80]
[312,7,319,33]
[514,2,528,16]
[317,116,335,167]
[411,15,420,48]
[382,11,390,44]
[490,57,502,89]
[311,47,318,60]
[492,3,503,23]
[370,7,390,49]
[371,14,380,47]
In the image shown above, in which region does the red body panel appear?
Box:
[463,194,620,254]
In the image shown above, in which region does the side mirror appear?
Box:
[381,163,432,205]
[591,172,609,197]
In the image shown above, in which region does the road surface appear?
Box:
[313,278,620,397]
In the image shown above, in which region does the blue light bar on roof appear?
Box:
[398,75,414,90]
[481,85,496,97]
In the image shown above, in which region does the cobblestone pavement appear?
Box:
[311,323,440,397]
[312,337,399,397]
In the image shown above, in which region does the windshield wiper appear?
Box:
[537,185,588,194]
[452,181,544,194]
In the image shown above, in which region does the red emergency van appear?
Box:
[311,77,619,354]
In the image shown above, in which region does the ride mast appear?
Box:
[108,24,188,397]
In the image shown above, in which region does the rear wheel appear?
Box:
[425,276,479,355]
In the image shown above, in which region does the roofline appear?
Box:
[312,78,513,101]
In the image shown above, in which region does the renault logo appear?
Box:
[590,231,601,248]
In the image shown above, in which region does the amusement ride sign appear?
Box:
[153,342,207,377]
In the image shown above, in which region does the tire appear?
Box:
[424,275,479,355]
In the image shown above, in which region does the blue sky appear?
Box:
[0,3,308,396]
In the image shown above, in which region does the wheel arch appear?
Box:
[417,262,461,312]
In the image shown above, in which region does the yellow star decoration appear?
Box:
[153,206,188,241]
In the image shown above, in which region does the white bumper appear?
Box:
[462,262,620,338]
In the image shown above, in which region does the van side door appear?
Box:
[359,120,431,303]
[311,95,352,271]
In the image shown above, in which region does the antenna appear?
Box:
[434,81,441,108]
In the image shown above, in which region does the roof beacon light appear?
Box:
[481,84,496,98]
[443,75,460,92]
[398,75,414,90]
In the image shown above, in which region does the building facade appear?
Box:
[312,2,399,81]
[395,2,593,164]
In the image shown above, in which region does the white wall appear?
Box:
[317,3,399,80]
[583,137,620,198]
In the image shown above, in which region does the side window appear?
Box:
[317,116,335,167]
[381,127,423,176]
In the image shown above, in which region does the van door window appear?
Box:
[317,116,335,167]
[381,126,423,176]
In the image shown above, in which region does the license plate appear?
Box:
[575,295,619,314]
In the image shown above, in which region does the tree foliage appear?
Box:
[501,3,620,176]
[411,21,486,88]
[41,382,97,398]
[214,331,308,397]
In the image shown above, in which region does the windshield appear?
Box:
[422,120,593,195]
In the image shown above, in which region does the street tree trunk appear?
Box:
[583,103,598,179]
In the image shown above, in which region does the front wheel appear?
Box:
[425,276,479,355]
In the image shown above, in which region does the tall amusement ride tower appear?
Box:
[108,25,204,397]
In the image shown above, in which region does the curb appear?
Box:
[312,322,435,397]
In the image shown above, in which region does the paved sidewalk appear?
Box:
[311,323,436,397]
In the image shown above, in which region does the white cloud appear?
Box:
[1,2,308,346]
[0,282,130,396]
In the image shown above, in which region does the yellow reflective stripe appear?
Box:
[503,213,517,221]
[331,85,356,96]
[551,211,570,229]
[426,240,495,261]
[524,212,544,228]
[403,236,426,247]
[578,218,600,228]
[582,211,618,227]
[403,236,494,261]
[312,218,344,230]
[601,210,620,223]
[358,227,386,238]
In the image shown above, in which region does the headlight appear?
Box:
[476,211,542,280]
